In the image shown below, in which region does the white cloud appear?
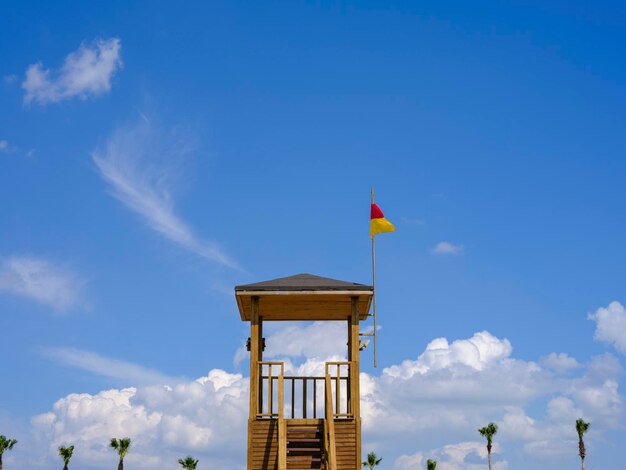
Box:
[0,255,84,311]
[29,370,248,469]
[400,216,426,226]
[589,301,626,354]
[394,441,507,470]
[92,119,238,269]
[44,348,178,386]
[0,140,9,152]
[17,321,626,469]
[540,353,581,372]
[264,321,347,360]
[4,74,18,85]
[23,37,122,106]
[432,241,463,255]
[384,331,513,378]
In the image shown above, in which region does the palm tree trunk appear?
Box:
[63,464,68,470]
[0,453,3,470]
[488,451,492,470]
[579,438,586,470]
[118,459,123,470]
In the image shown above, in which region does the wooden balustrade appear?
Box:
[256,361,353,420]
[325,361,353,418]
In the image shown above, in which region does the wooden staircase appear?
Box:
[249,361,359,470]
[285,421,324,469]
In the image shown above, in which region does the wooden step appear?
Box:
[285,422,325,469]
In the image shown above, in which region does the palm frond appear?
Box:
[576,418,590,437]
[58,445,74,463]
[0,435,18,453]
[478,422,498,444]
[178,455,199,469]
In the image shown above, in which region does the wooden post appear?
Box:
[350,296,362,467]
[249,297,260,418]
[278,364,286,470]
[324,374,338,470]
[247,296,260,470]
[347,317,352,413]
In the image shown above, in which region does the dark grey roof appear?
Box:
[235,273,373,292]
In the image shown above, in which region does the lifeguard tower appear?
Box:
[235,273,373,470]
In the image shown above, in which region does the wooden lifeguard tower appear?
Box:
[235,273,373,470]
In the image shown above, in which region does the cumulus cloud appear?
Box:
[589,301,626,354]
[30,370,248,469]
[18,323,626,469]
[264,321,346,359]
[394,441,507,470]
[384,331,513,378]
[22,38,122,106]
[92,119,238,269]
[44,348,178,386]
[432,241,463,255]
[0,255,84,311]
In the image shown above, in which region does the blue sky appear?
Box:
[1,1,626,468]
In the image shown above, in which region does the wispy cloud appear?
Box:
[400,216,426,226]
[432,241,463,255]
[92,118,239,269]
[0,255,84,311]
[0,140,9,152]
[22,37,122,106]
[44,347,178,386]
[3,74,18,85]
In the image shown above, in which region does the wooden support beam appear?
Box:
[247,296,260,470]
[350,296,362,467]
[278,370,286,470]
[324,374,338,470]
[249,296,260,418]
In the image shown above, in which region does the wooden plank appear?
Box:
[249,297,260,418]
[350,297,361,468]
[324,375,337,470]
[278,371,286,470]
[237,293,372,321]
[237,290,373,297]
[248,297,260,470]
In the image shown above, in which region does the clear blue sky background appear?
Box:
[1,1,626,468]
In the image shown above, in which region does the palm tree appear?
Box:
[178,456,199,469]
[0,435,18,470]
[110,437,131,470]
[362,451,382,469]
[58,445,74,470]
[427,459,437,470]
[478,422,498,470]
[576,418,590,470]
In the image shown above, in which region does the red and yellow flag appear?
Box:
[370,203,396,237]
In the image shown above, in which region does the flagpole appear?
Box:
[371,187,378,368]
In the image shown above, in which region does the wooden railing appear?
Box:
[257,362,286,469]
[325,362,353,418]
[256,362,284,418]
[324,374,337,470]
[257,361,353,419]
